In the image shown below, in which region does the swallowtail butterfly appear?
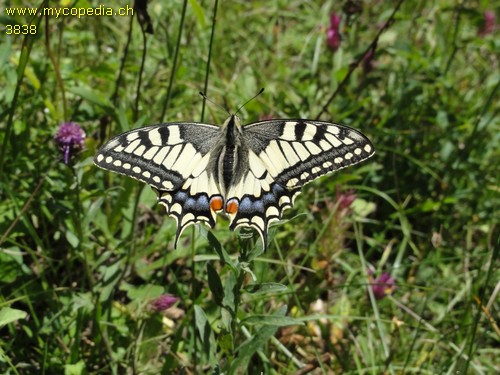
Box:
[94,112,374,251]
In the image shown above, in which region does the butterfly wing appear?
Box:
[226,119,375,250]
[94,122,223,247]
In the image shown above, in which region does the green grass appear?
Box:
[0,0,498,374]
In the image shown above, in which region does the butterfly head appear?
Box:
[222,114,244,135]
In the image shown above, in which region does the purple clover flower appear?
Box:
[326,13,342,51]
[370,272,396,300]
[54,122,86,164]
[479,10,496,36]
[150,294,179,312]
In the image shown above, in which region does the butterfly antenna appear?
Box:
[235,88,264,115]
[199,92,231,116]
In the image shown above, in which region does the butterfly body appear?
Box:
[94,115,374,250]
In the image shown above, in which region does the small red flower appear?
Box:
[336,189,357,210]
[479,11,496,36]
[369,273,396,300]
[150,294,179,312]
[363,48,376,74]
[326,13,342,51]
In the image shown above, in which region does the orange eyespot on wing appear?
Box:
[225,198,239,214]
[210,195,224,212]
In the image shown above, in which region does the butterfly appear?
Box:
[94,114,374,251]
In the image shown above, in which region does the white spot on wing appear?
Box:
[163,145,183,169]
[286,177,299,188]
[123,163,131,170]
[305,141,322,155]
[113,160,122,167]
[153,147,170,165]
[334,157,342,164]
[354,148,362,155]
[342,137,354,145]
[251,216,265,231]
[266,206,279,218]
[96,154,104,162]
[345,152,353,160]
[105,156,113,163]
[142,171,151,178]
[327,125,340,135]
[133,166,141,173]
[191,154,211,177]
[325,133,342,147]
[265,140,289,172]
[153,176,161,183]
[168,126,182,143]
[364,144,372,153]
[162,180,174,189]
[257,150,279,177]
[124,139,140,153]
[148,128,163,146]
[301,124,317,141]
[143,146,159,160]
[279,141,300,165]
[292,142,310,159]
[281,123,297,141]
[171,143,196,172]
[134,145,146,156]
[319,140,332,151]
[248,151,267,178]
[126,133,139,142]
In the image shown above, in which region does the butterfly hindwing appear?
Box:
[225,119,375,248]
[94,122,224,246]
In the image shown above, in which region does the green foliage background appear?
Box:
[0,0,498,374]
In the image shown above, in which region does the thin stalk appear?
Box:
[462,220,499,373]
[45,14,67,121]
[110,10,134,109]
[354,222,394,374]
[160,0,188,122]
[200,0,219,122]
[134,21,149,122]
[315,0,405,119]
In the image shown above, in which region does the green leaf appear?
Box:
[207,263,224,306]
[229,305,288,374]
[67,86,112,109]
[65,230,80,248]
[244,282,288,295]
[0,307,28,328]
[188,0,206,28]
[241,314,304,327]
[204,230,236,271]
[194,305,217,364]
[64,360,87,375]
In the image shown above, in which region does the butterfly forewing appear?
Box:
[94,116,374,251]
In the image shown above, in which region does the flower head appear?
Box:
[54,122,85,164]
[326,13,342,51]
[336,188,357,210]
[150,294,179,312]
[479,10,496,36]
[363,48,376,74]
[369,272,396,300]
